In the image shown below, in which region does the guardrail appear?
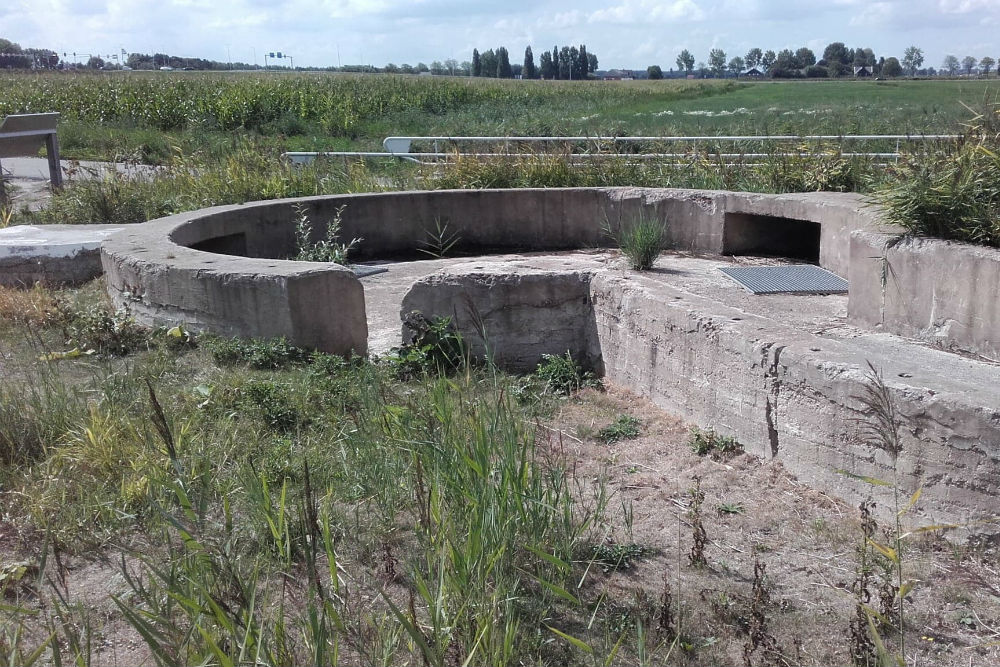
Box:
[283,134,962,166]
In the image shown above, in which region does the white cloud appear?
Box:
[588,0,704,24]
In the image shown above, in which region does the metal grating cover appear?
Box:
[719,264,848,294]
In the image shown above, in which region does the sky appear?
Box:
[2,0,998,70]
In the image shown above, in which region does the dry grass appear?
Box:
[0,284,58,325]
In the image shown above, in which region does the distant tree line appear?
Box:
[125,53,255,71]
[470,44,597,79]
[648,44,996,80]
[0,37,59,69]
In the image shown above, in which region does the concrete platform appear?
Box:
[402,250,1000,536]
[0,224,125,286]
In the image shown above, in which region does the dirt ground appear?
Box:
[542,385,1000,666]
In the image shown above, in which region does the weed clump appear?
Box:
[392,311,467,378]
[606,215,666,270]
[534,350,600,396]
[55,302,149,357]
[206,336,311,370]
[597,414,641,444]
[293,203,361,264]
[688,475,708,567]
[690,427,743,460]
[589,541,651,572]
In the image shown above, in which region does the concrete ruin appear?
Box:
[96,187,1000,535]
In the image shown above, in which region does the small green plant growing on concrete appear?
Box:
[534,350,600,396]
[418,217,461,258]
[606,214,666,270]
[293,203,361,264]
[598,414,641,444]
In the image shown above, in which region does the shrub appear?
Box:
[206,336,311,370]
[392,312,468,378]
[534,350,600,396]
[56,302,149,357]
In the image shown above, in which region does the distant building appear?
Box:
[853,65,873,77]
[602,69,634,80]
[743,67,764,78]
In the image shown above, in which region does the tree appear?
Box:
[795,47,816,68]
[981,56,996,77]
[647,64,663,79]
[578,44,589,78]
[480,49,496,77]
[761,49,776,72]
[962,55,977,75]
[444,58,458,75]
[472,49,481,76]
[588,52,598,73]
[823,42,850,67]
[430,60,445,75]
[523,46,536,79]
[902,46,923,76]
[708,48,726,77]
[882,57,903,77]
[497,47,512,78]
[86,55,105,69]
[774,48,798,71]
[727,56,744,77]
[539,50,555,79]
[942,54,959,76]
[745,47,763,70]
[676,49,694,73]
[416,62,429,73]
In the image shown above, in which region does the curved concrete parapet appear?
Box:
[101,204,368,356]
[100,187,882,357]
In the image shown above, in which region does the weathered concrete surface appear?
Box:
[104,188,880,359]
[101,208,368,356]
[850,232,1000,362]
[0,224,124,286]
[402,253,1000,534]
[400,253,609,371]
[591,257,1000,534]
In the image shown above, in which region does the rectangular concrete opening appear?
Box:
[722,214,821,262]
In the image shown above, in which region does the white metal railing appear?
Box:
[283,134,962,166]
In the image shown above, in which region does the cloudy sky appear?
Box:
[3,0,998,70]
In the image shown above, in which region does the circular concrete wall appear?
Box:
[100,187,880,355]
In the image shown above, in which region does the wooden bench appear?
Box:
[0,113,63,205]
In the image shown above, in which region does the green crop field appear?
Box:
[1,71,996,161]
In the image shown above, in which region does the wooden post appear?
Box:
[45,132,62,188]
[0,157,6,207]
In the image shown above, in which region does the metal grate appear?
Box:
[719,265,848,294]
[351,265,388,278]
